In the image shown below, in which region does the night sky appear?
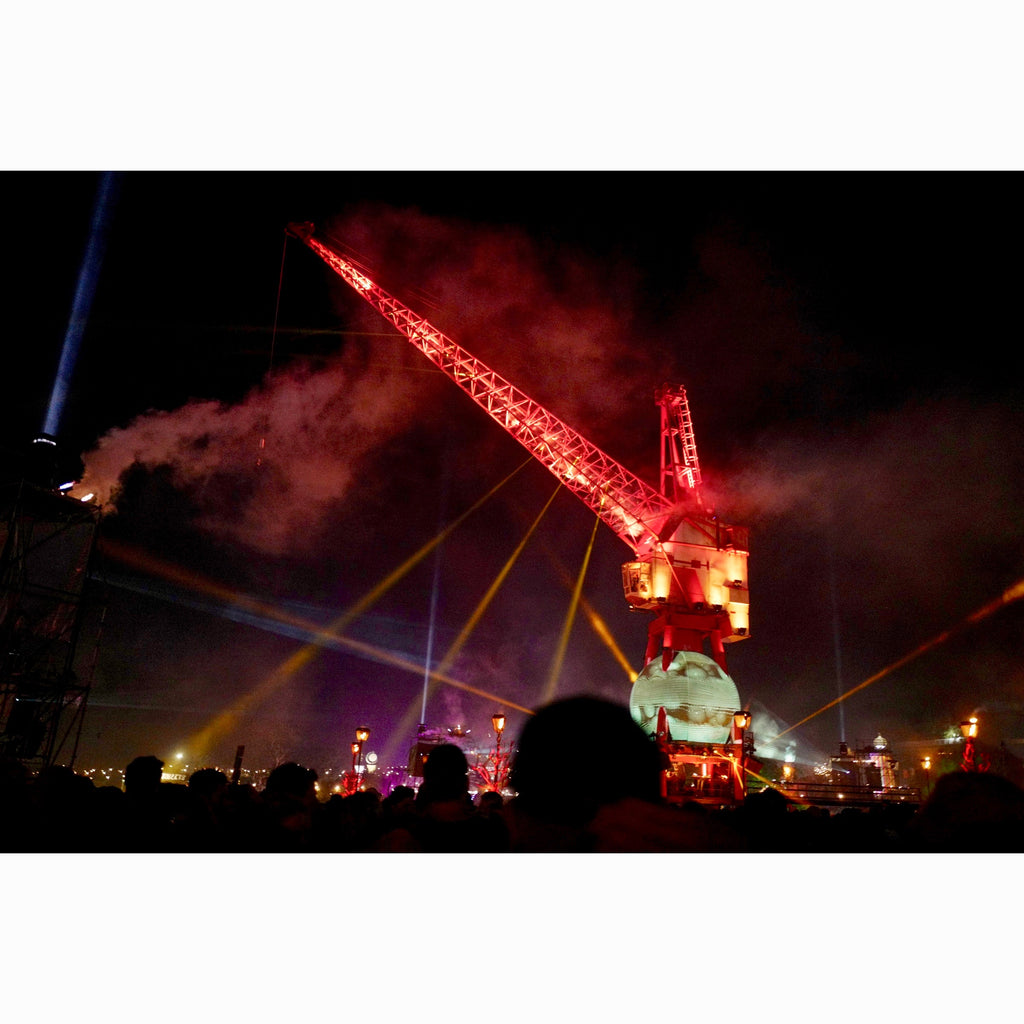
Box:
[5,170,1024,774]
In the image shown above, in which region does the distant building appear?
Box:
[829,735,898,789]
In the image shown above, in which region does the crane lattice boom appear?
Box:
[288,223,676,557]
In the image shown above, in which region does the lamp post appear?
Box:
[348,741,361,792]
[355,727,371,785]
[960,717,979,772]
[732,710,751,801]
[490,713,507,793]
[920,755,932,799]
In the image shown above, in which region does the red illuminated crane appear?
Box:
[287,223,749,675]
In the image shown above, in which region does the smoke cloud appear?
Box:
[720,394,1024,606]
[78,351,420,556]
[748,698,830,766]
[325,204,655,454]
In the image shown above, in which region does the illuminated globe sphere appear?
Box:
[629,650,741,743]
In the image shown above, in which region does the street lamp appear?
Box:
[487,713,508,794]
[960,716,979,771]
[731,710,752,801]
[354,727,371,785]
[920,755,932,799]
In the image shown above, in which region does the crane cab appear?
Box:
[621,514,750,640]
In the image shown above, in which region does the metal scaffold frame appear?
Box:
[0,480,100,768]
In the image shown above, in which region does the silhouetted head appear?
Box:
[188,767,229,799]
[124,756,164,795]
[33,765,95,806]
[381,786,416,820]
[265,763,318,802]
[0,756,29,791]
[417,744,469,804]
[386,785,415,806]
[508,696,661,825]
[744,785,789,818]
[910,771,1024,851]
[345,789,382,818]
[477,790,504,813]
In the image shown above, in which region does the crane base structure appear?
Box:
[288,224,755,803]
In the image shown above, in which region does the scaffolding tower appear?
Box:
[0,476,100,768]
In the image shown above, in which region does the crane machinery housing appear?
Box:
[288,222,754,804]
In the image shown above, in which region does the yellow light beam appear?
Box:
[380,482,562,765]
[768,577,1024,744]
[532,530,639,684]
[577,596,639,683]
[187,455,538,752]
[191,625,536,756]
[329,456,534,633]
[541,506,603,705]
[98,536,334,636]
[436,481,564,680]
[96,462,538,753]
[200,456,531,748]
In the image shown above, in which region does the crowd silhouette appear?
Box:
[3,696,1023,853]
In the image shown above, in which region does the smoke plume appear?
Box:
[325,204,654,455]
[78,351,420,556]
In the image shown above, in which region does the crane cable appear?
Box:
[257,233,289,467]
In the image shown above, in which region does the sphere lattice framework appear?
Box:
[630,650,741,744]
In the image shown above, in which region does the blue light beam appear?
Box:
[42,172,120,437]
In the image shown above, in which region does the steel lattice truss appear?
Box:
[291,225,676,556]
[658,383,702,500]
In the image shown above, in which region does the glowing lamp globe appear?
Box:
[629,650,741,743]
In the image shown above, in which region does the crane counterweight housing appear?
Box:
[289,223,753,803]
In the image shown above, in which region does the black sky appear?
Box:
[4,170,1024,771]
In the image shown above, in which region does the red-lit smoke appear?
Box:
[78,351,420,556]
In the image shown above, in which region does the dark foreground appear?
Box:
[4,753,1023,853]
